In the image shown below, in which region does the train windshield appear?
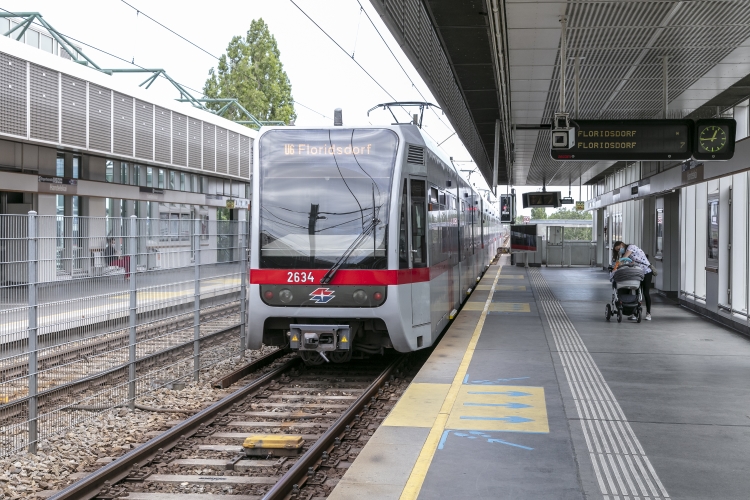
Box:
[258,128,398,269]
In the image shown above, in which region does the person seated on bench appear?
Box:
[104,238,130,279]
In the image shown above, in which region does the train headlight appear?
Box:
[373,292,383,302]
[352,289,368,304]
[279,289,294,304]
[264,290,274,300]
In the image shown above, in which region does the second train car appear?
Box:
[247,123,501,364]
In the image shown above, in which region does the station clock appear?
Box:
[694,119,736,160]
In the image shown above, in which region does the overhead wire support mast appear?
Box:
[1,12,101,69]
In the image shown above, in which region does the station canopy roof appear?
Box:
[370,0,750,187]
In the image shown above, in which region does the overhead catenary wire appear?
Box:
[118,0,221,61]
[293,100,333,120]
[114,3,332,122]
[287,0,400,106]
[0,6,209,97]
[285,0,432,142]
[353,0,455,132]
[286,1,448,147]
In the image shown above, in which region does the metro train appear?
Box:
[247,123,502,364]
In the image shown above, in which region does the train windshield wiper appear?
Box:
[320,209,380,285]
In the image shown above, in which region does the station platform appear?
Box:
[329,257,750,500]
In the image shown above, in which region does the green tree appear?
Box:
[548,208,592,240]
[204,19,296,125]
[530,207,547,219]
[548,208,592,220]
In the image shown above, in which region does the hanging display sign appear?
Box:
[551,119,693,161]
[551,119,736,161]
[500,194,513,223]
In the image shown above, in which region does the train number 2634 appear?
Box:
[287,271,315,283]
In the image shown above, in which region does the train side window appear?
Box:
[399,182,409,269]
[411,179,427,268]
[429,187,439,209]
[440,192,449,255]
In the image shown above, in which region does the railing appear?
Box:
[0,213,247,456]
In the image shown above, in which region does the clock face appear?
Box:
[699,125,728,153]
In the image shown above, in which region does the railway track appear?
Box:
[48,349,426,500]
[0,300,243,452]
[0,301,239,403]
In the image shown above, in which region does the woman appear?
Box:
[612,241,652,321]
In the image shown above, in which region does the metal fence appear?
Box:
[0,213,247,456]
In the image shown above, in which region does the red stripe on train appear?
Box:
[249,268,433,285]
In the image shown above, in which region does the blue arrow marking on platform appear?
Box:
[464,402,531,409]
[487,438,534,450]
[460,416,533,423]
[471,377,530,384]
[437,430,450,450]
[467,390,531,397]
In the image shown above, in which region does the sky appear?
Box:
[2,0,561,215]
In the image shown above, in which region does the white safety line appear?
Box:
[529,269,670,500]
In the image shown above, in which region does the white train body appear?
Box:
[247,124,501,360]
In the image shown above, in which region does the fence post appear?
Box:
[239,215,247,354]
[27,211,38,454]
[128,215,137,410]
[193,218,201,381]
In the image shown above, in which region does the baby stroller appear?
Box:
[606,261,645,323]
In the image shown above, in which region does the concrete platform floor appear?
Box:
[328,263,750,500]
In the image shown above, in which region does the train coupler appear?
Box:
[289,324,351,352]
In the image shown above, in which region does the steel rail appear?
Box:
[262,354,404,500]
[210,346,290,389]
[0,320,243,414]
[49,355,301,500]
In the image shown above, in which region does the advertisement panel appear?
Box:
[500,195,512,223]
[510,224,537,252]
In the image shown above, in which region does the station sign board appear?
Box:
[551,119,693,161]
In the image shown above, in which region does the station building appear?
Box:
[0,26,254,280]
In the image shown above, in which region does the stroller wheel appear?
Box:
[616,310,623,323]
[605,304,612,321]
[636,308,642,323]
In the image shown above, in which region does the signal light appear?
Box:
[373,292,383,301]
[264,290,274,300]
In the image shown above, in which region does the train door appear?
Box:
[409,178,430,327]
[448,192,459,309]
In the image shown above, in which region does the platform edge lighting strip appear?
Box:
[529,269,670,500]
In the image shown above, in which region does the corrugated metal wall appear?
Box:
[0,49,252,180]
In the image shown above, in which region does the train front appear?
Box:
[248,127,402,364]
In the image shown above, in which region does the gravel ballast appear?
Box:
[0,345,277,500]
